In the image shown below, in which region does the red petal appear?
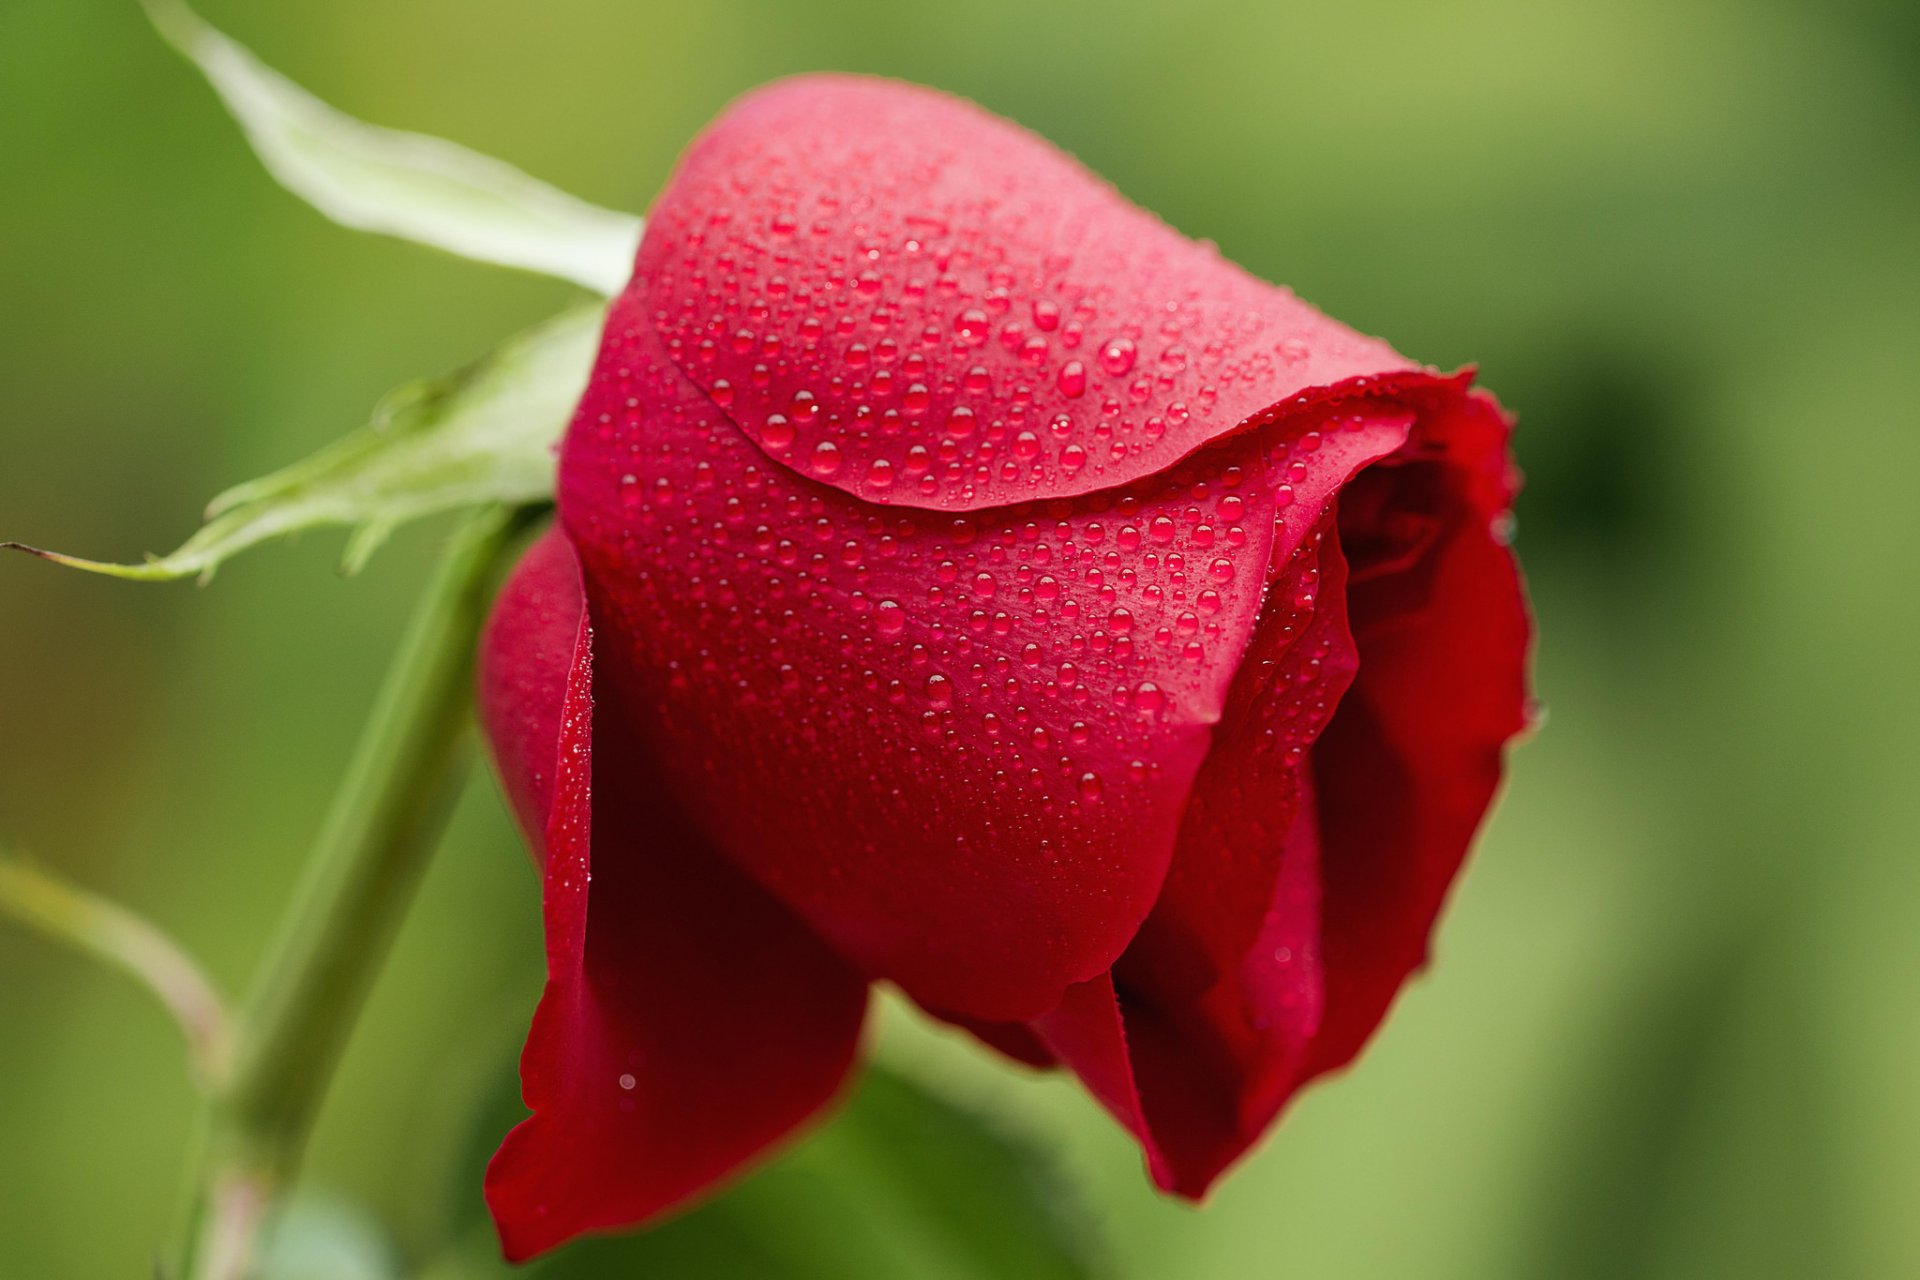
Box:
[920,1004,1060,1070]
[636,75,1425,510]
[1024,391,1529,1196]
[1027,500,1355,1195]
[560,291,1417,1022]
[1032,974,1156,1167]
[1306,416,1532,1079]
[477,529,586,857]
[1035,782,1326,1197]
[477,531,870,1260]
[553,72,1531,1201]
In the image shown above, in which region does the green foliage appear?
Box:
[4,2,637,582]
[257,1194,401,1280]
[141,0,639,292]
[6,305,600,581]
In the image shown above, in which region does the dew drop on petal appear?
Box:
[955,308,990,346]
[1134,681,1165,716]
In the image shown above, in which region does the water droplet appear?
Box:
[1099,337,1137,376]
[810,440,842,476]
[955,308,990,346]
[1057,360,1087,397]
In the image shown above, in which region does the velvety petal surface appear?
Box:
[1306,407,1531,1079]
[561,279,1425,1021]
[478,530,870,1260]
[537,70,1532,1215]
[636,74,1429,509]
[1021,388,1528,1196]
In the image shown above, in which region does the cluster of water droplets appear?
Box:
[539,79,1484,1007]
[632,78,1409,512]
[571,297,1413,898]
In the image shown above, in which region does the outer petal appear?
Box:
[637,74,1426,509]
[561,287,1414,1022]
[1028,391,1529,1195]
[555,71,1530,1199]
[1032,526,1349,1194]
[1306,404,1531,1078]
[477,530,870,1260]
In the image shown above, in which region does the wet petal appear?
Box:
[1025,393,1529,1196]
[1305,436,1531,1080]
[477,530,870,1260]
[1033,520,1353,1195]
[560,292,1417,1022]
[636,75,1426,509]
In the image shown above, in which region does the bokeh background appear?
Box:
[4,0,1918,1276]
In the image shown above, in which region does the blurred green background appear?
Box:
[4,0,1918,1275]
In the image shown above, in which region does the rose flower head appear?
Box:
[477,74,1531,1260]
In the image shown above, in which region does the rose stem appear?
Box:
[172,504,538,1280]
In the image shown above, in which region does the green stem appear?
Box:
[0,854,233,1089]
[173,506,536,1280]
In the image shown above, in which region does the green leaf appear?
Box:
[4,304,601,581]
[257,1193,400,1280]
[141,0,641,294]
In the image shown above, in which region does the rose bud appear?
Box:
[477,74,1531,1260]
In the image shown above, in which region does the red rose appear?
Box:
[477,74,1531,1260]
